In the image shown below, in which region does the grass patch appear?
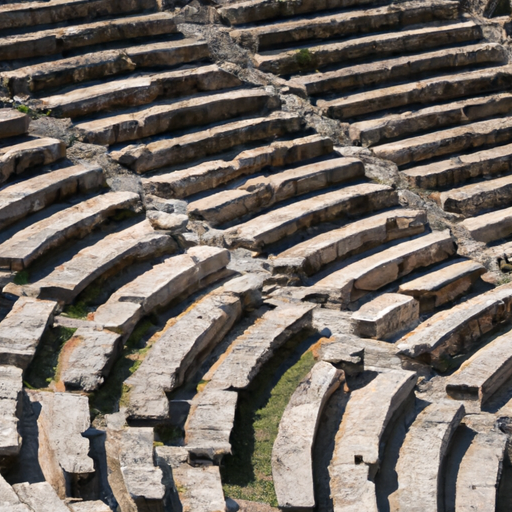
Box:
[62,281,103,319]
[89,318,155,416]
[13,270,29,285]
[24,327,77,389]
[221,334,316,505]
[295,48,313,68]
[154,424,183,445]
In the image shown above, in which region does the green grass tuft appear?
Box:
[295,48,313,68]
[221,336,316,506]
[13,270,29,285]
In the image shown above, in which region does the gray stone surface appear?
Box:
[389,401,465,512]
[0,365,22,458]
[146,211,188,233]
[0,297,57,369]
[93,246,230,336]
[27,391,94,499]
[13,481,71,512]
[69,501,112,512]
[352,293,419,340]
[0,191,139,271]
[0,109,30,139]
[272,361,343,510]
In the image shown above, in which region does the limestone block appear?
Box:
[146,211,188,233]
[353,293,419,340]
[69,501,112,512]
[0,109,29,139]
[272,362,344,510]
[13,482,71,512]
[0,366,23,458]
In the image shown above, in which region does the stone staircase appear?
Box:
[2,0,512,511]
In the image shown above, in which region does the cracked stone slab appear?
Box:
[13,481,71,512]
[0,366,23,458]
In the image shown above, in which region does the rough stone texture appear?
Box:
[272,209,427,276]
[461,204,512,243]
[272,362,344,510]
[205,302,315,390]
[398,260,486,312]
[157,447,227,512]
[0,191,139,271]
[313,230,455,307]
[27,391,94,499]
[0,13,177,61]
[293,44,506,96]
[398,283,512,367]
[0,163,104,232]
[224,183,398,251]
[105,413,167,511]
[352,293,419,340]
[76,89,279,146]
[0,138,66,184]
[0,109,30,139]
[455,430,507,512]
[18,220,175,304]
[93,246,230,336]
[0,473,30,511]
[319,66,512,119]
[69,501,112,512]
[112,111,303,173]
[0,366,23,458]
[389,401,465,512]
[256,21,481,75]
[350,92,512,146]
[146,211,188,233]
[446,328,512,403]
[126,274,263,420]
[142,134,333,199]
[58,328,123,392]
[13,482,71,512]
[40,65,241,119]
[188,157,364,226]
[0,297,57,368]
[329,370,417,512]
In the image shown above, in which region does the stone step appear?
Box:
[402,141,512,189]
[460,205,512,243]
[329,370,417,512]
[185,303,315,460]
[293,43,506,97]
[319,65,512,120]
[256,21,482,75]
[438,174,512,216]
[76,88,280,146]
[0,109,30,139]
[351,92,512,147]
[388,401,465,512]
[0,191,139,271]
[0,0,157,31]
[0,474,31,512]
[352,293,419,340]
[188,157,364,226]
[57,328,122,393]
[39,65,241,119]
[69,502,112,512]
[373,116,512,167]
[142,134,333,199]
[0,297,57,369]
[273,361,343,510]
[112,111,303,174]
[27,391,94,498]
[454,430,507,511]
[3,38,210,96]
[0,12,177,62]
[13,482,71,512]
[224,182,398,251]
[397,283,512,369]
[13,219,175,304]
[446,327,512,403]
[313,230,455,308]
[105,418,167,511]
[0,137,66,184]
[0,365,23,458]
[231,0,459,51]
[156,447,227,512]
[125,274,263,419]
[0,162,104,231]
[219,0,375,25]
[93,246,230,337]
[398,259,486,312]
[271,208,427,276]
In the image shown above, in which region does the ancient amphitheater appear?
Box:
[3,0,512,510]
